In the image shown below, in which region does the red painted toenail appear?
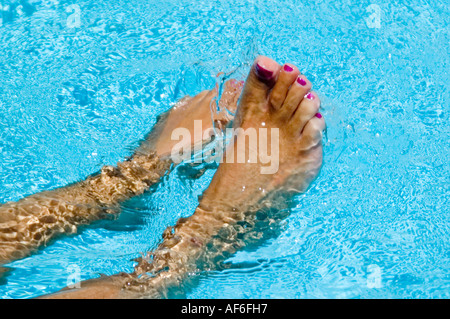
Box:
[283,64,294,72]
[315,112,322,119]
[306,92,314,100]
[297,77,307,86]
[255,63,274,80]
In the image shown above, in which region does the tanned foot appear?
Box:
[39,56,325,299]
[0,80,242,266]
[138,79,243,158]
[201,56,325,210]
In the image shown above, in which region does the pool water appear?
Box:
[0,0,448,298]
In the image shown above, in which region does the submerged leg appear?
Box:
[0,81,242,264]
[41,56,325,299]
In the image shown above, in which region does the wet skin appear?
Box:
[41,56,325,299]
[0,81,242,265]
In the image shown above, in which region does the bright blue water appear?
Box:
[0,0,448,299]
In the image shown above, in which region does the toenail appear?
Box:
[306,92,314,100]
[283,64,294,72]
[297,77,307,86]
[315,112,322,119]
[255,63,274,80]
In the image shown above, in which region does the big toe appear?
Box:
[239,56,282,111]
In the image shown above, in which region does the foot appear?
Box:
[0,80,243,266]
[36,57,325,299]
[201,56,325,210]
[137,79,243,159]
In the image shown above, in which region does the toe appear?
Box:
[239,56,281,110]
[276,75,312,121]
[253,56,281,85]
[218,79,243,113]
[299,113,326,150]
[288,91,321,134]
[269,64,300,110]
[214,79,243,126]
[232,56,281,128]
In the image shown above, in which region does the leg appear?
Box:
[0,81,243,264]
[41,56,325,299]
